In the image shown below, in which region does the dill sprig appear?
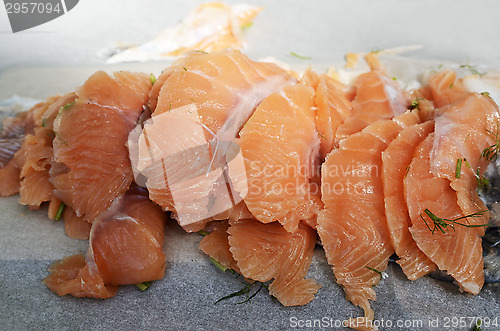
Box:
[210,257,235,274]
[149,73,156,85]
[409,97,423,110]
[481,125,500,162]
[54,202,66,221]
[215,281,267,305]
[290,52,311,60]
[421,209,489,234]
[135,281,152,291]
[366,266,383,279]
[460,64,485,77]
[455,158,462,179]
[59,101,74,113]
[197,230,209,236]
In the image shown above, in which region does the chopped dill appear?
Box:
[60,101,75,113]
[449,83,454,88]
[471,319,483,331]
[404,165,411,178]
[455,158,462,179]
[41,118,47,128]
[183,67,188,71]
[241,22,253,30]
[392,77,397,81]
[366,266,382,278]
[210,257,235,273]
[371,48,382,54]
[318,133,327,140]
[421,209,489,234]
[54,202,66,221]
[481,91,491,98]
[149,73,156,85]
[409,97,423,110]
[290,52,311,60]
[460,64,485,77]
[135,281,152,292]
[197,230,209,236]
[476,169,490,191]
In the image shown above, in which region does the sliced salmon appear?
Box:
[315,73,352,159]
[381,120,437,279]
[228,218,320,306]
[335,65,408,142]
[0,110,30,196]
[135,50,295,231]
[199,220,241,274]
[50,71,151,222]
[431,94,499,235]
[43,185,167,298]
[405,134,485,294]
[428,69,468,108]
[236,83,322,232]
[317,111,420,330]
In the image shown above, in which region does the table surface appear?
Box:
[1,1,500,330]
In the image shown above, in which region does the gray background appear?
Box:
[1,1,499,330]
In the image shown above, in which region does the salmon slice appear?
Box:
[428,69,468,108]
[227,218,320,306]
[16,128,53,208]
[431,94,499,236]
[50,71,151,222]
[235,83,322,232]
[404,134,484,294]
[381,120,437,279]
[135,50,295,231]
[317,111,420,330]
[315,73,352,159]
[0,111,30,196]
[43,185,167,298]
[335,64,408,142]
[63,207,92,240]
[199,220,241,274]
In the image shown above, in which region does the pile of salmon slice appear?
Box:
[0,50,498,331]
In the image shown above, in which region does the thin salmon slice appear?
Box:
[405,134,485,294]
[228,218,320,306]
[50,71,151,222]
[382,120,437,279]
[315,73,352,159]
[317,111,420,330]
[335,64,408,142]
[135,50,295,231]
[199,220,241,274]
[431,94,499,236]
[0,110,30,196]
[236,83,322,232]
[428,69,468,108]
[43,185,167,298]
